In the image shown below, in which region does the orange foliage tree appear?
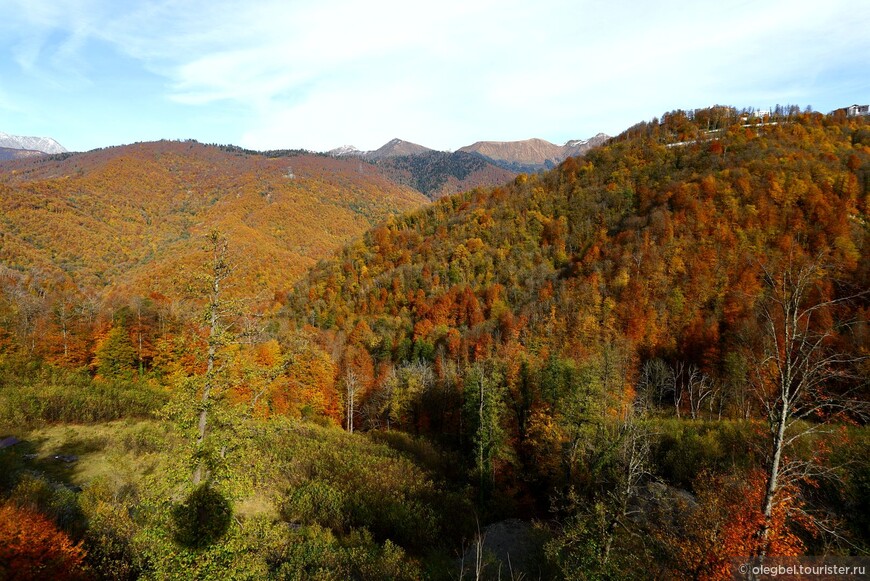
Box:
[0,502,87,580]
[663,469,807,580]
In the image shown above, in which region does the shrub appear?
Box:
[651,420,757,490]
[0,501,87,580]
[281,481,347,531]
[79,479,141,581]
[0,361,167,427]
[9,473,85,535]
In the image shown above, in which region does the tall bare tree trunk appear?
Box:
[751,257,867,556]
[344,369,358,434]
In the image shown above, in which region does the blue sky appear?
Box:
[1,0,868,152]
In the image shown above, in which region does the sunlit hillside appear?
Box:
[0,140,427,303]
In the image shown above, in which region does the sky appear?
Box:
[1,0,868,153]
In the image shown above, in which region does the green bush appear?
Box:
[0,361,167,427]
[8,472,86,537]
[0,447,24,494]
[824,427,870,548]
[269,525,419,581]
[281,481,347,531]
[367,430,455,476]
[80,478,141,580]
[264,421,467,553]
[651,420,758,490]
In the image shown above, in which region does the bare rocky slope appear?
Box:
[459,133,610,171]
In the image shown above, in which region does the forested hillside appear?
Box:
[0,147,46,162]
[0,140,426,369]
[286,106,869,576]
[373,150,518,199]
[0,140,426,294]
[291,107,867,404]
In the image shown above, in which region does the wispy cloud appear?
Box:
[2,0,869,150]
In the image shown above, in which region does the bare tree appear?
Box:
[602,409,651,565]
[636,357,672,413]
[685,364,715,420]
[52,295,74,363]
[6,269,47,354]
[751,257,868,554]
[343,368,360,434]
[458,516,489,581]
[670,361,684,418]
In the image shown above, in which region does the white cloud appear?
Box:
[3,0,869,150]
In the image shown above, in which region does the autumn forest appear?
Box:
[0,106,868,579]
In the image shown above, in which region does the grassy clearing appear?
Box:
[12,420,166,488]
[0,411,472,580]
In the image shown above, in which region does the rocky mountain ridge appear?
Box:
[328,134,611,172]
[459,133,610,171]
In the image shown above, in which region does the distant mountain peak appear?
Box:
[328,145,363,157]
[0,131,67,155]
[458,134,608,171]
[323,133,609,171]
[565,133,609,147]
[366,138,432,160]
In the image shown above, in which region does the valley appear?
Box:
[0,106,868,580]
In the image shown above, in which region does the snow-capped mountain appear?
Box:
[328,139,432,160]
[564,134,609,149]
[327,145,363,157]
[562,133,610,158]
[0,131,68,154]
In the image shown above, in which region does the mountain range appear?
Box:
[329,134,609,171]
[1,129,608,199]
[459,133,610,171]
[0,129,612,296]
[327,134,610,197]
[1,130,608,169]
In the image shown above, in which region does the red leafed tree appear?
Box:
[0,502,87,580]
[666,470,806,580]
